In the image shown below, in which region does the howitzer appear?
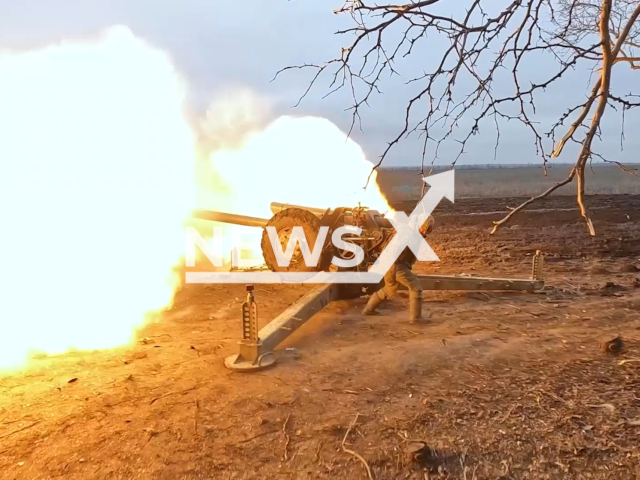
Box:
[190,202,544,372]
[193,202,413,274]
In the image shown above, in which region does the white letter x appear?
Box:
[368,170,454,276]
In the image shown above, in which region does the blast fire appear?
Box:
[0,27,198,369]
[0,26,389,371]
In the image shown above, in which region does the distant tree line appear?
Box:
[379,163,639,171]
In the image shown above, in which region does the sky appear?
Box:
[0,0,638,167]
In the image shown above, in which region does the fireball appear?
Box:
[201,115,391,267]
[0,24,391,369]
[209,115,390,217]
[0,27,196,369]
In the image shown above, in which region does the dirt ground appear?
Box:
[2,195,640,480]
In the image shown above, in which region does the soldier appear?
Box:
[362,216,435,323]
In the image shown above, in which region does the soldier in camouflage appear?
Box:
[362,215,435,323]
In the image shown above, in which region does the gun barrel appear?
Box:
[270,202,328,217]
[191,210,269,228]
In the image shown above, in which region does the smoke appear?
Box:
[190,91,390,268]
[200,88,273,152]
[193,88,274,213]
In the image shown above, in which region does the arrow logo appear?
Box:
[369,170,454,276]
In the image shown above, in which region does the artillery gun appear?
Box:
[264,202,398,273]
[191,202,545,372]
[194,202,402,274]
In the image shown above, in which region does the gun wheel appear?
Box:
[261,207,326,273]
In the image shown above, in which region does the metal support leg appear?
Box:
[224,254,546,372]
[415,275,544,291]
[224,285,276,371]
[258,283,341,352]
[531,250,544,281]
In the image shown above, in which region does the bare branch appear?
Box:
[490,168,576,234]
[277,0,640,235]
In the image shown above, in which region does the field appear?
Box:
[376,164,640,201]
[2,175,640,479]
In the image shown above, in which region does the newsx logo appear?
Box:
[187,223,369,269]
[184,170,454,284]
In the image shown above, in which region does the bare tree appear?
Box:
[274,0,640,235]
